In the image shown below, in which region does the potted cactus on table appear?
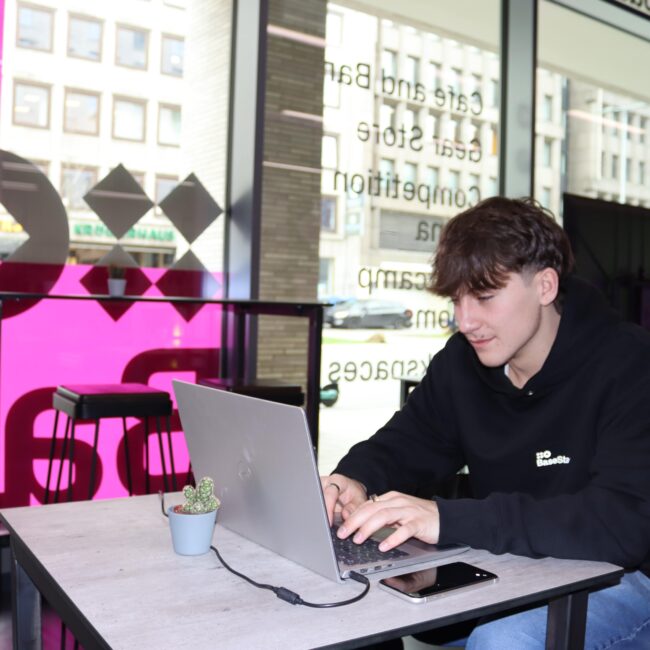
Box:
[167,477,220,555]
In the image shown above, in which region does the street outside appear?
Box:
[317,326,450,474]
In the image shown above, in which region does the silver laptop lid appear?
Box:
[173,380,343,582]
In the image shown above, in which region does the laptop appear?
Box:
[173,380,468,583]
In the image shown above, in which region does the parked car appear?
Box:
[325,298,413,329]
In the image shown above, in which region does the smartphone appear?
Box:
[378,562,498,604]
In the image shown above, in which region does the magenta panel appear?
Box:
[0,264,223,507]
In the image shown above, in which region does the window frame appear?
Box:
[12,79,51,129]
[160,33,184,77]
[16,2,54,52]
[60,164,99,211]
[112,95,147,142]
[115,23,150,70]
[157,103,182,147]
[67,13,103,62]
[63,87,101,136]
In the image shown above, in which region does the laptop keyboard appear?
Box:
[330,526,409,567]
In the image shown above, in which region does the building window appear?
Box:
[155,174,177,214]
[541,94,553,122]
[130,171,145,188]
[403,163,417,185]
[403,108,417,132]
[446,118,459,142]
[161,35,184,76]
[381,50,397,78]
[448,170,460,191]
[68,15,102,61]
[379,104,396,130]
[427,166,439,187]
[639,161,645,185]
[541,187,552,209]
[113,96,146,141]
[326,12,343,46]
[641,118,647,144]
[426,111,439,139]
[61,165,98,210]
[448,68,461,95]
[321,135,338,170]
[612,154,619,180]
[64,89,100,135]
[601,151,606,178]
[625,158,631,182]
[380,158,394,178]
[405,55,419,86]
[157,104,181,146]
[489,78,499,108]
[429,62,441,91]
[321,196,337,232]
[469,173,480,191]
[488,177,498,197]
[542,138,553,168]
[17,3,53,51]
[323,75,340,108]
[116,25,148,69]
[13,81,50,128]
[318,258,334,297]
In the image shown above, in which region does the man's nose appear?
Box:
[455,300,478,333]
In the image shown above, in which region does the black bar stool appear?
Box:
[44,384,176,503]
[198,377,305,406]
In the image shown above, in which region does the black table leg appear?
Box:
[546,590,589,649]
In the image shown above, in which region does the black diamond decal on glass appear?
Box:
[158,173,222,244]
[156,251,221,321]
[84,164,154,239]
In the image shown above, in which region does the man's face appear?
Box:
[452,271,551,369]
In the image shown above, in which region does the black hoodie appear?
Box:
[335,276,650,573]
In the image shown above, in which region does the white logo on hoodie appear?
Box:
[535,449,571,467]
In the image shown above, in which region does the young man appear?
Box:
[322,197,650,648]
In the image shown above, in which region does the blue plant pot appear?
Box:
[168,506,218,556]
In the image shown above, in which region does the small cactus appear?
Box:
[177,477,220,514]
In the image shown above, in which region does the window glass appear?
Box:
[155,174,178,208]
[321,196,337,232]
[13,82,50,127]
[116,25,148,69]
[158,104,181,146]
[113,97,146,141]
[64,90,100,134]
[61,165,98,210]
[68,15,102,61]
[319,1,500,472]
[161,35,184,76]
[536,1,650,212]
[17,4,52,51]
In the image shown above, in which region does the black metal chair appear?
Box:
[44,384,176,503]
[198,377,305,406]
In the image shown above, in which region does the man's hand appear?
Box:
[320,474,368,526]
[336,491,441,551]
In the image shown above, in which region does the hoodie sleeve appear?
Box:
[437,356,650,570]
[334,344,465,496]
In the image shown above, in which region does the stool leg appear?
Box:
[54,416,72,504]
[155,416,169,493]
[67,419,77,502]
[44,410,61,504]
[166,414,177,491]
[88,419,100,500]
[122,417,133,496]
[144,416,150,494]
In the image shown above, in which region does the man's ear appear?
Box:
[536,268,559,306]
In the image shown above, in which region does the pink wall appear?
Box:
[0,264,223,507]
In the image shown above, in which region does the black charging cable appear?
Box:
[159,492,370,608]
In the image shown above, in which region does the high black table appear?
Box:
[0,292,325,447]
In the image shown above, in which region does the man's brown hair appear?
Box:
[430,196,575,298]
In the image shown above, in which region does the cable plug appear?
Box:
[274,587,303,605]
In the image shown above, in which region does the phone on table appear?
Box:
[378,561,498,604]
